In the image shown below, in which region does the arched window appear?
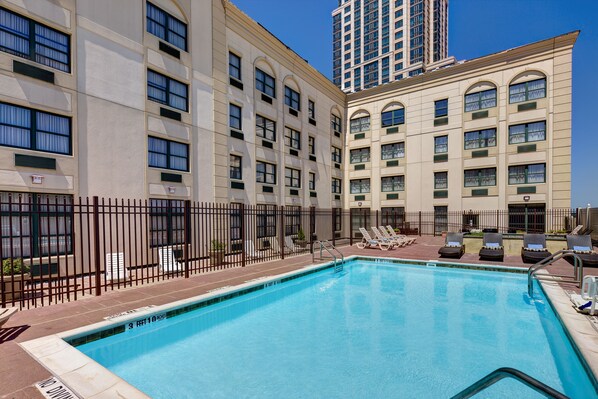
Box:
[464,82,497,112]
[509,71,546,104]
[349,111,370,133]
[381,102,405,127]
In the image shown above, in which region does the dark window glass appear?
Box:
[350,147,370,163]
[230,204,241,240]
[256,161,276,184]
[285,127,301,150]
[308,136,315,155]
[464,129,496,149]
[284,86,301,111]
[309,172,316,190]
[230,154,242,180]
[508,121,546,144]
[229,52,241,80]
[350,116,370,133]
[0,7,70,72]
[508,164,546,185]
[434,99,448,118]
[148,136,189,171]
[149,199,187,247]
[464,89,496,112]
[0,102,70,155]
[434,172,447,189]
[147,2,187,51]
[332,178,342,194]
[229,104,242,130]
[332,146,342,163]
[350,178,370,194]
[256,115,276,141]
[381,176,404,192]
[308,100,315,119]
[285,168,301,188]
[256,204,277,238]
[331,114,342,134]
[256,68,276,98]
[381,142,404,159]
[147,70,188,111]
[464,168,496,187]
[509,78,546,103]
[434,135,448,153]
[381,108,405,127]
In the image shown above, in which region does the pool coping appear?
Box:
[19,256,598,398]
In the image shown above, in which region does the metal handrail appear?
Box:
[527,250,583,297]
[450,367,569,399]
[313,241,344,272]
[321,240,344,264]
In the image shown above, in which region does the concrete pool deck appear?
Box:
[1,236,597,398]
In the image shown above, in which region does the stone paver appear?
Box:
[0,236,594,398]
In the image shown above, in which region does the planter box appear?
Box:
[1,274,28,301]
[209,251,225,266]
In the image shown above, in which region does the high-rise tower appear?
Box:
[332,0,450,92]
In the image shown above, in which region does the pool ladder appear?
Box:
[451,367,569,399]
[313,240,344,273]
[527,250,583,297]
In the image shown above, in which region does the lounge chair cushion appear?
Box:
[574,246,592,253]
[526,244,544,250]
[447,241,461,247]
[483,243,502,250]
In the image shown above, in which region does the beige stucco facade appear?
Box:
[0,0,575,216]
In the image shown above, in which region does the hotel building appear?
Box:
[332,0,450,92]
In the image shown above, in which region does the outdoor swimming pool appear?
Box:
[75,259,596,398]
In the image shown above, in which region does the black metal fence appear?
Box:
[0,194,578,308]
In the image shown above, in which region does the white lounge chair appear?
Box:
[386,225,416,245]
[244,240,261,259]
[271,237,282,254]
[284,236,301,253]
[0,308,17,328]
[376,226,407,247]
[158,247,184,273]
[371,226,402,247]
[357,228,393,250]
[105,252,129,281]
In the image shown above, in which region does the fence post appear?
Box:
[418,211,422,236]
[310,206,315,254]
[184,200,190,278]
[92,196,102,296]
[349,208,353,246]
[496,210,500,232]
[279,206,285,260]
[331,208,336,246]
[376,210,379,229]
[240,204,246,267]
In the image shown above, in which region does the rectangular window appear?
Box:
[509,78,546,103]
[334,208,342,231]
[230,203,241,241]
[284,86,300,111]
[464,168,496,187]
[147,70,188,111]
[434,172,448,189]
[464,89,496,112]
[149,199,187,247]
[381,142,405,160]
[1,192,73,258]
[332,146,342,163]
[256,115,276,141]
[350,116,370,133]
[434,135,448,153]
[350,178,370,194]
[285,127,301,150]
[508,121,546,144]
[350,147,370,163]
[434,206,448,234]
[381,207,405,227]
[256,68,276,98]
[331,114,342,134]
[381,175,404,192]
[434,99,448,118]
[332,178,342,194]
[381,108,405,127]
[464,128,497,150]
[229,103,242,130]
[147,2,187,51]
[229,52,241,81]
[308,136,315,155]
[508,164,546,185]
[148,136,189,171]
[0,102,71,155]
[256,161,276,184]
[285,168,301,188]
[284,206,302,236]
[309,172,316,190]
[256,204,277,238]
[0,7,70,72]
[308,100,315,119]
[230,154,242,180]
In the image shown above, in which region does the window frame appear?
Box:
[508,121,546,145]
[228,52,242,81]
[509,78,546,104]
[0,6,71,72]
[434,171,448,189]
[381,175,405,192]
[284,127,301,150]
[464,89,497,112]
[464,128,497,150]
[508,163,546,185]
[148,136,189,172]
[434,135,448,154]
[350,147,370,163]
[308,100,315,119]
[349,116,371,133]
[308,172,316,190]
[350,178,371,194]
[255,68,276,98]
[229,103,242,131]
[381,142,405,160]
[331,114,342,134]
[256,115,276,141]
[464,168,496,187]
[284,86,301,111]
[381,108,405,127]
[229,154,242,180]
[256,161,276,185]
[332,178,342,194]
[149,198,188,247]
[256,204,277,239]
[331,146,342,163]
[308,136,316,155]
[146,2,187,51]
[285,167,301,188]
[434,99,448,118]
[147,69,188,112]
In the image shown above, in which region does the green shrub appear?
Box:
[297,228,306,241]
[211,240,226,251]
[2,258,29,276]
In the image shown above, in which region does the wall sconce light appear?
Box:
[523,196,530,202]
[31,175,44,184]
[168,186,176,194]
[358,201,363,207]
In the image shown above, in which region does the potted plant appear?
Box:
[295,228,307,247]
[1,258,30,301]
[209,240,226,266]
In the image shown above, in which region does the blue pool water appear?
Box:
[77,261,596,398]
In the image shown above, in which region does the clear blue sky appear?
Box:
[232,0,597,208]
